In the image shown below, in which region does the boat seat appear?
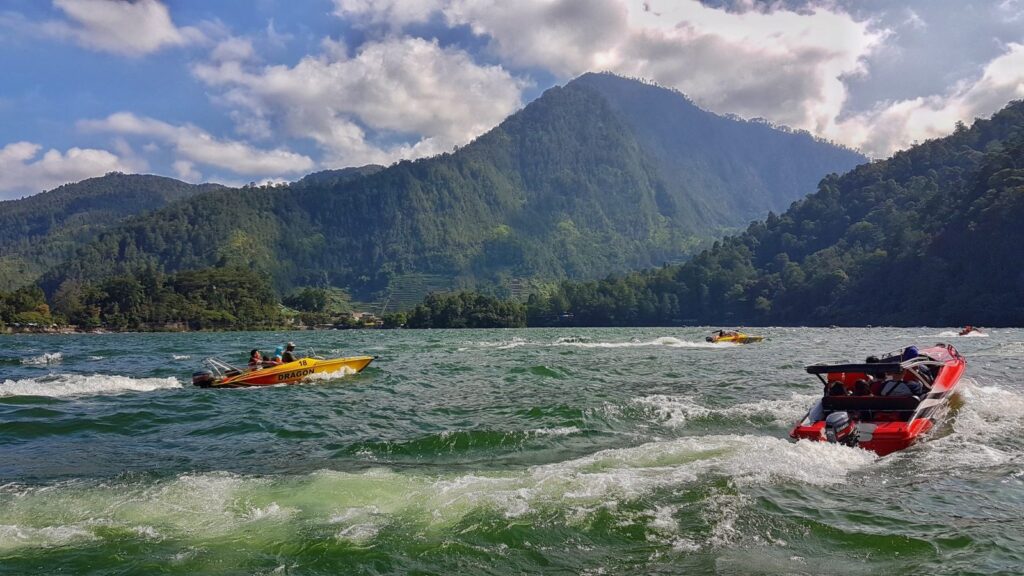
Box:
[822,394,921,412]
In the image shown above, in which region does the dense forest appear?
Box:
[404,292,526,329]
[31,73,863,304]
[6,78,1017,329]
[1,266,281,331]
[0,285,54,329]
[527,100,1024,327]
[0,173,221,291]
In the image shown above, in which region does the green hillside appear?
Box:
[0,173,222,291]
[527,100,1024,327]
[39,73,865,306]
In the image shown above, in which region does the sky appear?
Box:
[1,0,1022,199]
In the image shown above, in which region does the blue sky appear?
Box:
[1,0,1022,199]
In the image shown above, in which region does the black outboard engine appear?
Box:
[192,370,215,387]
[705,336,714,342]
[824,411,859,447]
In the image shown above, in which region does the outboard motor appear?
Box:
[192,370,215,388]
[705,336,714,342]
[824,411,859,447]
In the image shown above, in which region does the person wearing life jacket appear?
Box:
[248,349,263,370]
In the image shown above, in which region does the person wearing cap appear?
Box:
[281,342,298,363]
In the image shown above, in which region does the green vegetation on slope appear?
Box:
[0,173,221,291]
[0,285,54,328]
[405,292,526,329]
[48,266,281,330]
[527,101,1024,327]
[38,73,864,304]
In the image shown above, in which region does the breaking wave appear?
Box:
[630,393,819,429]
[21,352,63,365]
[0,374,182,398]
[0,435,874,552]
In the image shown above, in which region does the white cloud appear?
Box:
[333,0,444,30]
[0,141,135,198]
[80,112,315,175]
[834,43,1024,157]
[210,36,255,63]
[446,0,882,138]
[334,0,881,146]
[43,0,205,56]
[192,36,527,166]
[172,160,202,182]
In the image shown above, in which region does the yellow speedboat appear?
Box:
[192,356,375,388]
[706,330,764,344]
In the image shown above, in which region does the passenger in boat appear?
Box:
[248,349,263,370]
[282,342,297,363]
[828,381,848,396]
[853,379,871,396]
[263,346,283,366]
[880,378,924,397]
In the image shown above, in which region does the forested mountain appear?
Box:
[40,73,864,303]
[0,173,222,291]
[528,99,1024,327]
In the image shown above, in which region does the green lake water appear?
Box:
[0,327,1021,574]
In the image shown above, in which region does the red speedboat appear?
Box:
[790,344,966,456]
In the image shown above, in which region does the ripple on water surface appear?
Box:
[0,328,1021,574]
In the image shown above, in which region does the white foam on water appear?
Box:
[172,354,191,360]
[132,525,162,540]
[0,374,182,398]
[421,434,874,527]
[936,331,989,338]
[910,378,1024,472]
[0,523,97,550]
[704,492,749,547]
[633,393,819,428]
[302,366,358,382]
[647,504,679,534]
[244,502,290,521]
[458,337,529,351]
[529,426,580,437]
[87,356,105,361]
[328,505,387,543]
[0,435,875,552]
[553,336,733,349]
[21,352,62,365]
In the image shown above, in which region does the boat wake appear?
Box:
[630,393,819,429]
[457,337,529,351]
[936,330,989,338]
[553,336,732,349]
[0,434,874,552]
[0,373,182,398]
[302,367,358,382]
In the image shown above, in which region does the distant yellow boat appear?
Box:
[192,356,375,388]
[706,331,764,344]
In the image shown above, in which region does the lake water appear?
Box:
[1,328,1021,574]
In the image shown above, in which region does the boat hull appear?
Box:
[210,356,375,388]
[711,334,764,344]
[790,344,964,456]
